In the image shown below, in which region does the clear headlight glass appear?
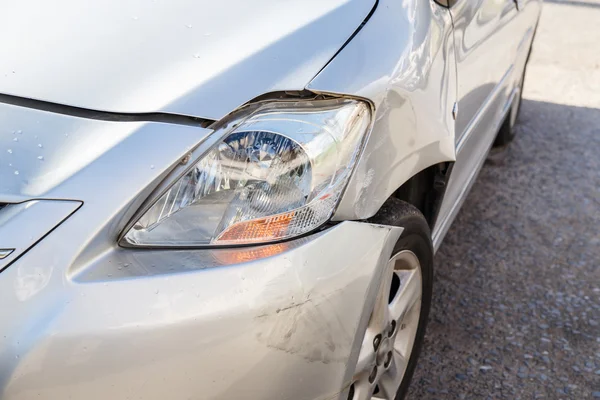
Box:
[123,98,371,247]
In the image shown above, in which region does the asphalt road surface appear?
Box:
[407,1,600,399]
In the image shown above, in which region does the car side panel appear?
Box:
[308,0,457,221]
[452,0,522,145]
[432,0,542,249]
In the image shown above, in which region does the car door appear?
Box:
[452,0,523,147]
[432,0,524,247]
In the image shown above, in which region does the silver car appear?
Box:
[0,0,541,398]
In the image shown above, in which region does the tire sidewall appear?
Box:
[391,216,434,400]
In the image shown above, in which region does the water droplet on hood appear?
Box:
[37,155,44,160]
[185,24,193,28]
[37,144,43,148]
[7,149,12,154]
[193,54,201,59]
[14,170,19,175]
[13,137,18,142]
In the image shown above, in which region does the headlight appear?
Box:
[122,98,371,247]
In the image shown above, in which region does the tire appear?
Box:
[365,198,434,400]
[493,71,525,147]
[493,40,533,147]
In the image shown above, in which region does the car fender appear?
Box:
[307,0,457,221]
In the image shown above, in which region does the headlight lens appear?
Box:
[123,98,371,247]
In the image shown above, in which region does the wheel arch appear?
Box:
[364,161,454,231]
[331,147,455,223]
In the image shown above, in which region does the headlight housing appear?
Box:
[122,98,371,247]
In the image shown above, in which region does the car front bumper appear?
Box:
[0,220,402,400]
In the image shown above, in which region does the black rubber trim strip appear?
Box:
[309,0,379,82]
[0,93,216,128]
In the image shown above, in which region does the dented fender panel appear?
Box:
[308,0,457,220]
[0,221,402,400]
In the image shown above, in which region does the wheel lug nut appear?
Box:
[384,351,393,368]
[373,334,382,351]
[369,366,378,383]
[389,320,396,337]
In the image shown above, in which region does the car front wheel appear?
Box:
[350,200,434,400]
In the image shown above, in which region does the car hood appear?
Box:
[0,0,375,121]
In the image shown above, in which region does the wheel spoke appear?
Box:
[350,250,424,400]
[389,269,421,322]
[394,299,421,359]
[377,349,408,398]
[355,345,376,376]
[352,378,375,400]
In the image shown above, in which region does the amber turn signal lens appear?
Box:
[217,211,295,243]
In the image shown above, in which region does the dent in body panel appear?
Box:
[254,291,352,365]
[308,0,457,220]
[0,222,402,400]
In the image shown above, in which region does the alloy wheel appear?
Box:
[350,250,423,400]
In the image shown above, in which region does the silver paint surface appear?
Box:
[452,0,522,144]
[0,102,212,204]
[433,0,541,249]
[0,221,401,400]
[0,0,542,397]
[310,0,457,221]
[0,200,81,271]
[0,0,375,120]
